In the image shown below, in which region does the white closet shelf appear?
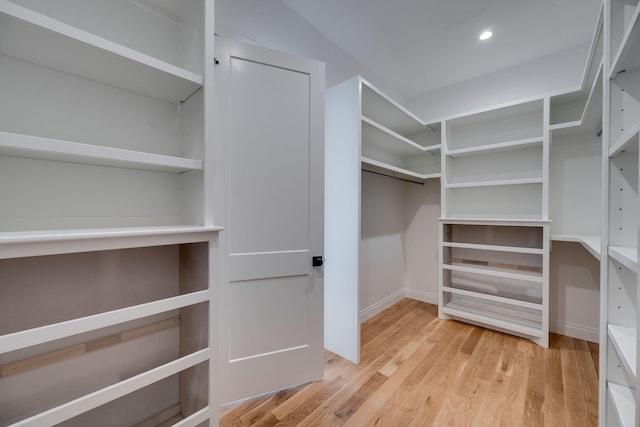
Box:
[442,241,544,255]
[0,131,203,172]
[440,218,550,226]
[446,137,544,158]
[445,177,543,189]
[608,382,636,427]
[360,78,427,136]
[611,2,640,77]
[609,245,638,272]
[12,349,211,427]
[0,289,210,354]
[608,324,637,379]
[0,0,203,104]
[0,225,222,259]
[550,64,603,137]
[361,116,440,154]
[442,286,542,310]
[441,300,543,338]
[609,122,640,157]
[443,263,543,283]
[551,235,601,260]
[361,157,440,181]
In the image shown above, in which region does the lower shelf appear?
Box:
[608,382,635,427]
[441,297,543,338]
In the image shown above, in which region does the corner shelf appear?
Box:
[608,382,636,427]
[0,131,203,172]
[609,245,638,272]
[361,157,440,182]
[608,324,637,379]
[610,1,640,77]
[0,0,202,103]
[551,235,601,260]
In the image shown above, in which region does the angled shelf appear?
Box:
[608,324,637,379]
[610,0,640,77]
[0,0,202,103]
[361,157,440,183]
[551,235,601,260]
[609,123,640,157]
[441,286,543,310]
[609,245,638,272]
[442,241,544,255]
[608,383,636,427]
[0,131,203,172]
[443,262,543,283]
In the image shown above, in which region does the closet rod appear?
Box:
[362,169,424,186]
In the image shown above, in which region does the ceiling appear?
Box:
[281,0,602,99]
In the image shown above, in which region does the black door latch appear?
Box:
[312,256,324,267]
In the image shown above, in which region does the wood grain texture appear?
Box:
[220,299,598,427]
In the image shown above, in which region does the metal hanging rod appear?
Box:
[361,169,424,186]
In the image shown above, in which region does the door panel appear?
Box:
[215,39,325,404]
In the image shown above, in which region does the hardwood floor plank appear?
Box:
[220,299,598,427]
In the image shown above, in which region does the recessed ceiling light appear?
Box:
[479,31,493,41]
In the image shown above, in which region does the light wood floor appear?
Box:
[220,299,599,426]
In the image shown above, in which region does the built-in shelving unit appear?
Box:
[359,79,441,181]
[0,0,218,425]
[549,7,604,263]
[601,0,640,425]
[438,87,550,346]
[439,220,549,346]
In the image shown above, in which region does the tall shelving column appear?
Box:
[0,1,219,425]
[438,99,551,347]
[325,75,440,363]
[601,0,640,425]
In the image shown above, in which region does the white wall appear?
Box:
[550,242,600,342]
[407,44,590,122]
[360,173,407,317]
[404,179,440,304]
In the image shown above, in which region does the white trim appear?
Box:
[550,319,599,343]
[360,289,406,323]
[404,288,438,305]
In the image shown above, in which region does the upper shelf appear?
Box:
[0,131,202,172]
[361,157,440,182]
[550,64,603,138]
[446,137,543,158]
[0,225,223,259]
[361,117,440,155]
[0,0,202,103]
[360,79,428,137]
[611,1,640,77]
[609,245,638,272]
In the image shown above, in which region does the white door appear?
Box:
[214,39,325,404]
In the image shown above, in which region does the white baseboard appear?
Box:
[550,319,599,343]
[360,289,406,323]
[404,288,438,305]
[359,288,438,323]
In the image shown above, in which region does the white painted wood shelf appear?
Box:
[444,177,543,189]
[551,235,601,260]
[361,157,441,182]
[608,324,637,379]
[0,0,202,103]
[609,245,638,272]
[0,225,222,259]
[445,137,543,157]
[0,0,217,424]
[610,0,640,77]
[0,131,203,172]
[608,383,636,427]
